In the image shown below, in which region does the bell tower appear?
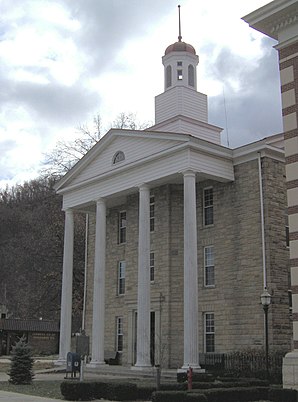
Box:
[152,6,222,145]
[163,5,199,91]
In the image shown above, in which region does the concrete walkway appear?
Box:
[0,390,62,401]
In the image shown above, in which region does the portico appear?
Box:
[55,137,234,368]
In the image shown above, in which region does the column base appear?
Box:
[131,365,153,372]
[283,351,298,389]
[88,360,106,368]
[54,358,66,366]
[178,367,205,373]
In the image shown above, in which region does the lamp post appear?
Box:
[260,288,271,380]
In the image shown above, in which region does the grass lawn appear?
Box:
[0,380,63,399]
[0,360,63,399]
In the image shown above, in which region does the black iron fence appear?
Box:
[199,351,284,382]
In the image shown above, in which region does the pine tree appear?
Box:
[8,335,34,384]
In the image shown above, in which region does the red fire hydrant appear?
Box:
[187,366,193,390]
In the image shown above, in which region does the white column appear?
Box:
[183,170,200,369]
[90,199,106,365]
[57,208,74,364]
[135,185,151,368]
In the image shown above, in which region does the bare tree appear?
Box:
[42,114,102,179]
[42,112,151,179]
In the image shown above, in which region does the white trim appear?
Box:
[204,245,215,288]
[116,316,124,353]
[204,312,215,353]
[117,260,126,296]
[203,187,214,227]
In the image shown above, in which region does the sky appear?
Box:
[0,0,283,188]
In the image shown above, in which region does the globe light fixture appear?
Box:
[261,288,271,379]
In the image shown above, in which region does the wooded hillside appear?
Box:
[0,177,85,327]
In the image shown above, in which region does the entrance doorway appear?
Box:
[133,311,155,365]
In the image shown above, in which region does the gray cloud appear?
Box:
[59,0,178,75]
[207,37,283,147]
[0,140,18,181]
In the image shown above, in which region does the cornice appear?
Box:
[242,0,298,40]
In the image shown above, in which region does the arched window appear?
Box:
[188,64,195,87]
[113,151,125,164]
[166,65,172,88]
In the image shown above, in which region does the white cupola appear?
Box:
[163,37,198,91]
[151,6,222,145]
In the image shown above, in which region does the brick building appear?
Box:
[55,8,291,370]
[243,0,298,389]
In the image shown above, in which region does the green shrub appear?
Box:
[106,382,138,401]
[160,382,187,391]
[268,386,298,402]
[137,385,155,400]
[93,381,108,398]
[187,393,208,401]
[177,372,214,383]
[202,386,268,402]
[152,390,189,402]
[60,381,95,401]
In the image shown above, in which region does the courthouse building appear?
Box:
[55,11,291,369]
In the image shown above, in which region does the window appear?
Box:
[150,195,155,232]
[166,65,172,88]
[177,69,183,80]
[119,211,126,244]
[118,261,126,295]
[116,317,123,352]
[150,252,155,282]
[203,188,213,226]
[177,61,182,66]
[288,290,293,313]
[188,64,194,87]
[286,226,290,248]
[204,246,214,287]
[113,151,125,164]
[204,313,215,353]
[285,212,289,248]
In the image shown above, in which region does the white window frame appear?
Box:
[118,210,126,244]
[113,151,125,164]
[118,261,126,295]
[203,187,214,226]
[204,246,215,287]
[177,69,183,80]
[204,312,215,353]
[116,316,123,352]
[150,252,155,282]
[150,195,155,232]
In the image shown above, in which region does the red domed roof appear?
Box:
[165,41,196,55]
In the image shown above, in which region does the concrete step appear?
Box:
[84,365,177,381]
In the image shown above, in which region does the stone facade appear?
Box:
[84,156,291,368]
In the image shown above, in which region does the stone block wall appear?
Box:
[84,156,291,368]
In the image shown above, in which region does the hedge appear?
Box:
[60,380,298,402]
[60,381,96,401]
[201,386,268,402]
[152,391,207,401]
[268,387,298,402]
[60,380,137,401]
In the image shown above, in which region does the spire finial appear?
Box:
[178,5,182,42]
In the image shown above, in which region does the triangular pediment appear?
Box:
[55,129,188,191]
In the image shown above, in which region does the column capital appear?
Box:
[181,169,197,178]
[63,208,74,215]
[137,183,150,192]
[95,198,106,206]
